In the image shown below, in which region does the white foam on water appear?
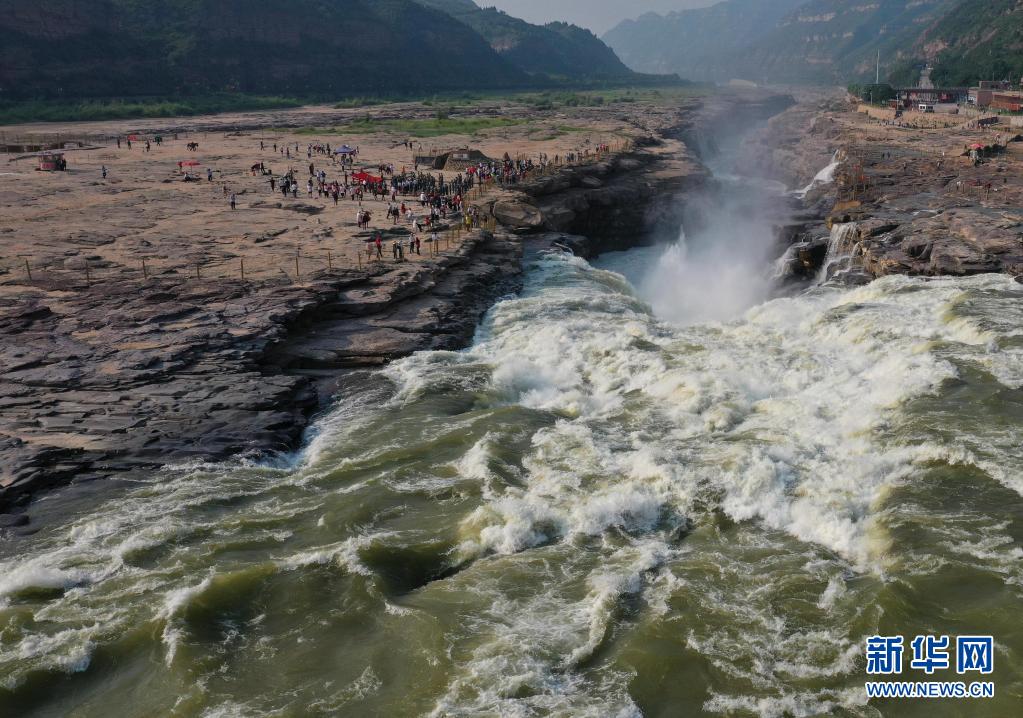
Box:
[3,239,1021,714]
[307,666,384,712]
[817,575,847,610]
[427,547,648,718]
[274,532,393,575]
[704,686,869,718]
[421,255,989,572]
[565,540,669,667]
[158,573,216,666]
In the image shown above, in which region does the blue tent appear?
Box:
[334,145,356,155]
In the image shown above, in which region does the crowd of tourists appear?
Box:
[217,135,618,263]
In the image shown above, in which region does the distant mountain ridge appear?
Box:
[0,0,647,102]
[604,0,1005,86]
[604,0,806,81]
[411,0,634,79]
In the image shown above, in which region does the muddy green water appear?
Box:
[2,243,1022,717]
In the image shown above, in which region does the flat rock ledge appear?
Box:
[0,230,521,514]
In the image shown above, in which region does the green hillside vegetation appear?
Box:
[411,1,634,79]
[0,0,529,101]
[750,0,962,84]
[0,95,303,124]
[603,0,993,86]
[925,0,1023,86]
[0,0,681,123]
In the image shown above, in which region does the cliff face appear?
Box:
[604,0,963,85]
[0,0,526,100]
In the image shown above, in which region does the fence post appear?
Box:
[23,257,31,282]
[196,263,200,280]
[142,258,148,279]
[85,260,91,285]
[295,255,301,281]
[240,258,245,281]
[327,250,333,270]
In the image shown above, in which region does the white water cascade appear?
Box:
[817,222,860,284]
[796,151,840,198]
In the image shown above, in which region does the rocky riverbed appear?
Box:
[11,88,1022,523]
[753,91,1023,283]
[4,91,774,520]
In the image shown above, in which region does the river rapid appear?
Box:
[2,155,1022,718]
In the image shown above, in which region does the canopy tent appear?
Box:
[177,160,201,167]
[334,145,356,155]
[351,171,381,184]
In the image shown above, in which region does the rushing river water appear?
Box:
[3,167,1023,717]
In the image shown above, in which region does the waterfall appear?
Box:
[772,243,801,280]
[816,222,859,284]
[795,151,840,198]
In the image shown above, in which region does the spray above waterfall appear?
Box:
[627,129,797,324]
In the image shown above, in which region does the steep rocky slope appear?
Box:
[0,0,525,100]
[413,0,635,79]
[0,0,648,102]
[605,0,964,85]
[604,0,805,81]
[923,0,1023,87]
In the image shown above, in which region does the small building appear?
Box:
[896,87,969,108]
[969,88,993,107]
[990,92,1023,113]
[37,151,66,171]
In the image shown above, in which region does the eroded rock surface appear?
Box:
[0,231,520,510]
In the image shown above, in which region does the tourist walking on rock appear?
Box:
[230,193,236,210]
[101,165,107,179]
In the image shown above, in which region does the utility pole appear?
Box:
[876,50,880,85]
